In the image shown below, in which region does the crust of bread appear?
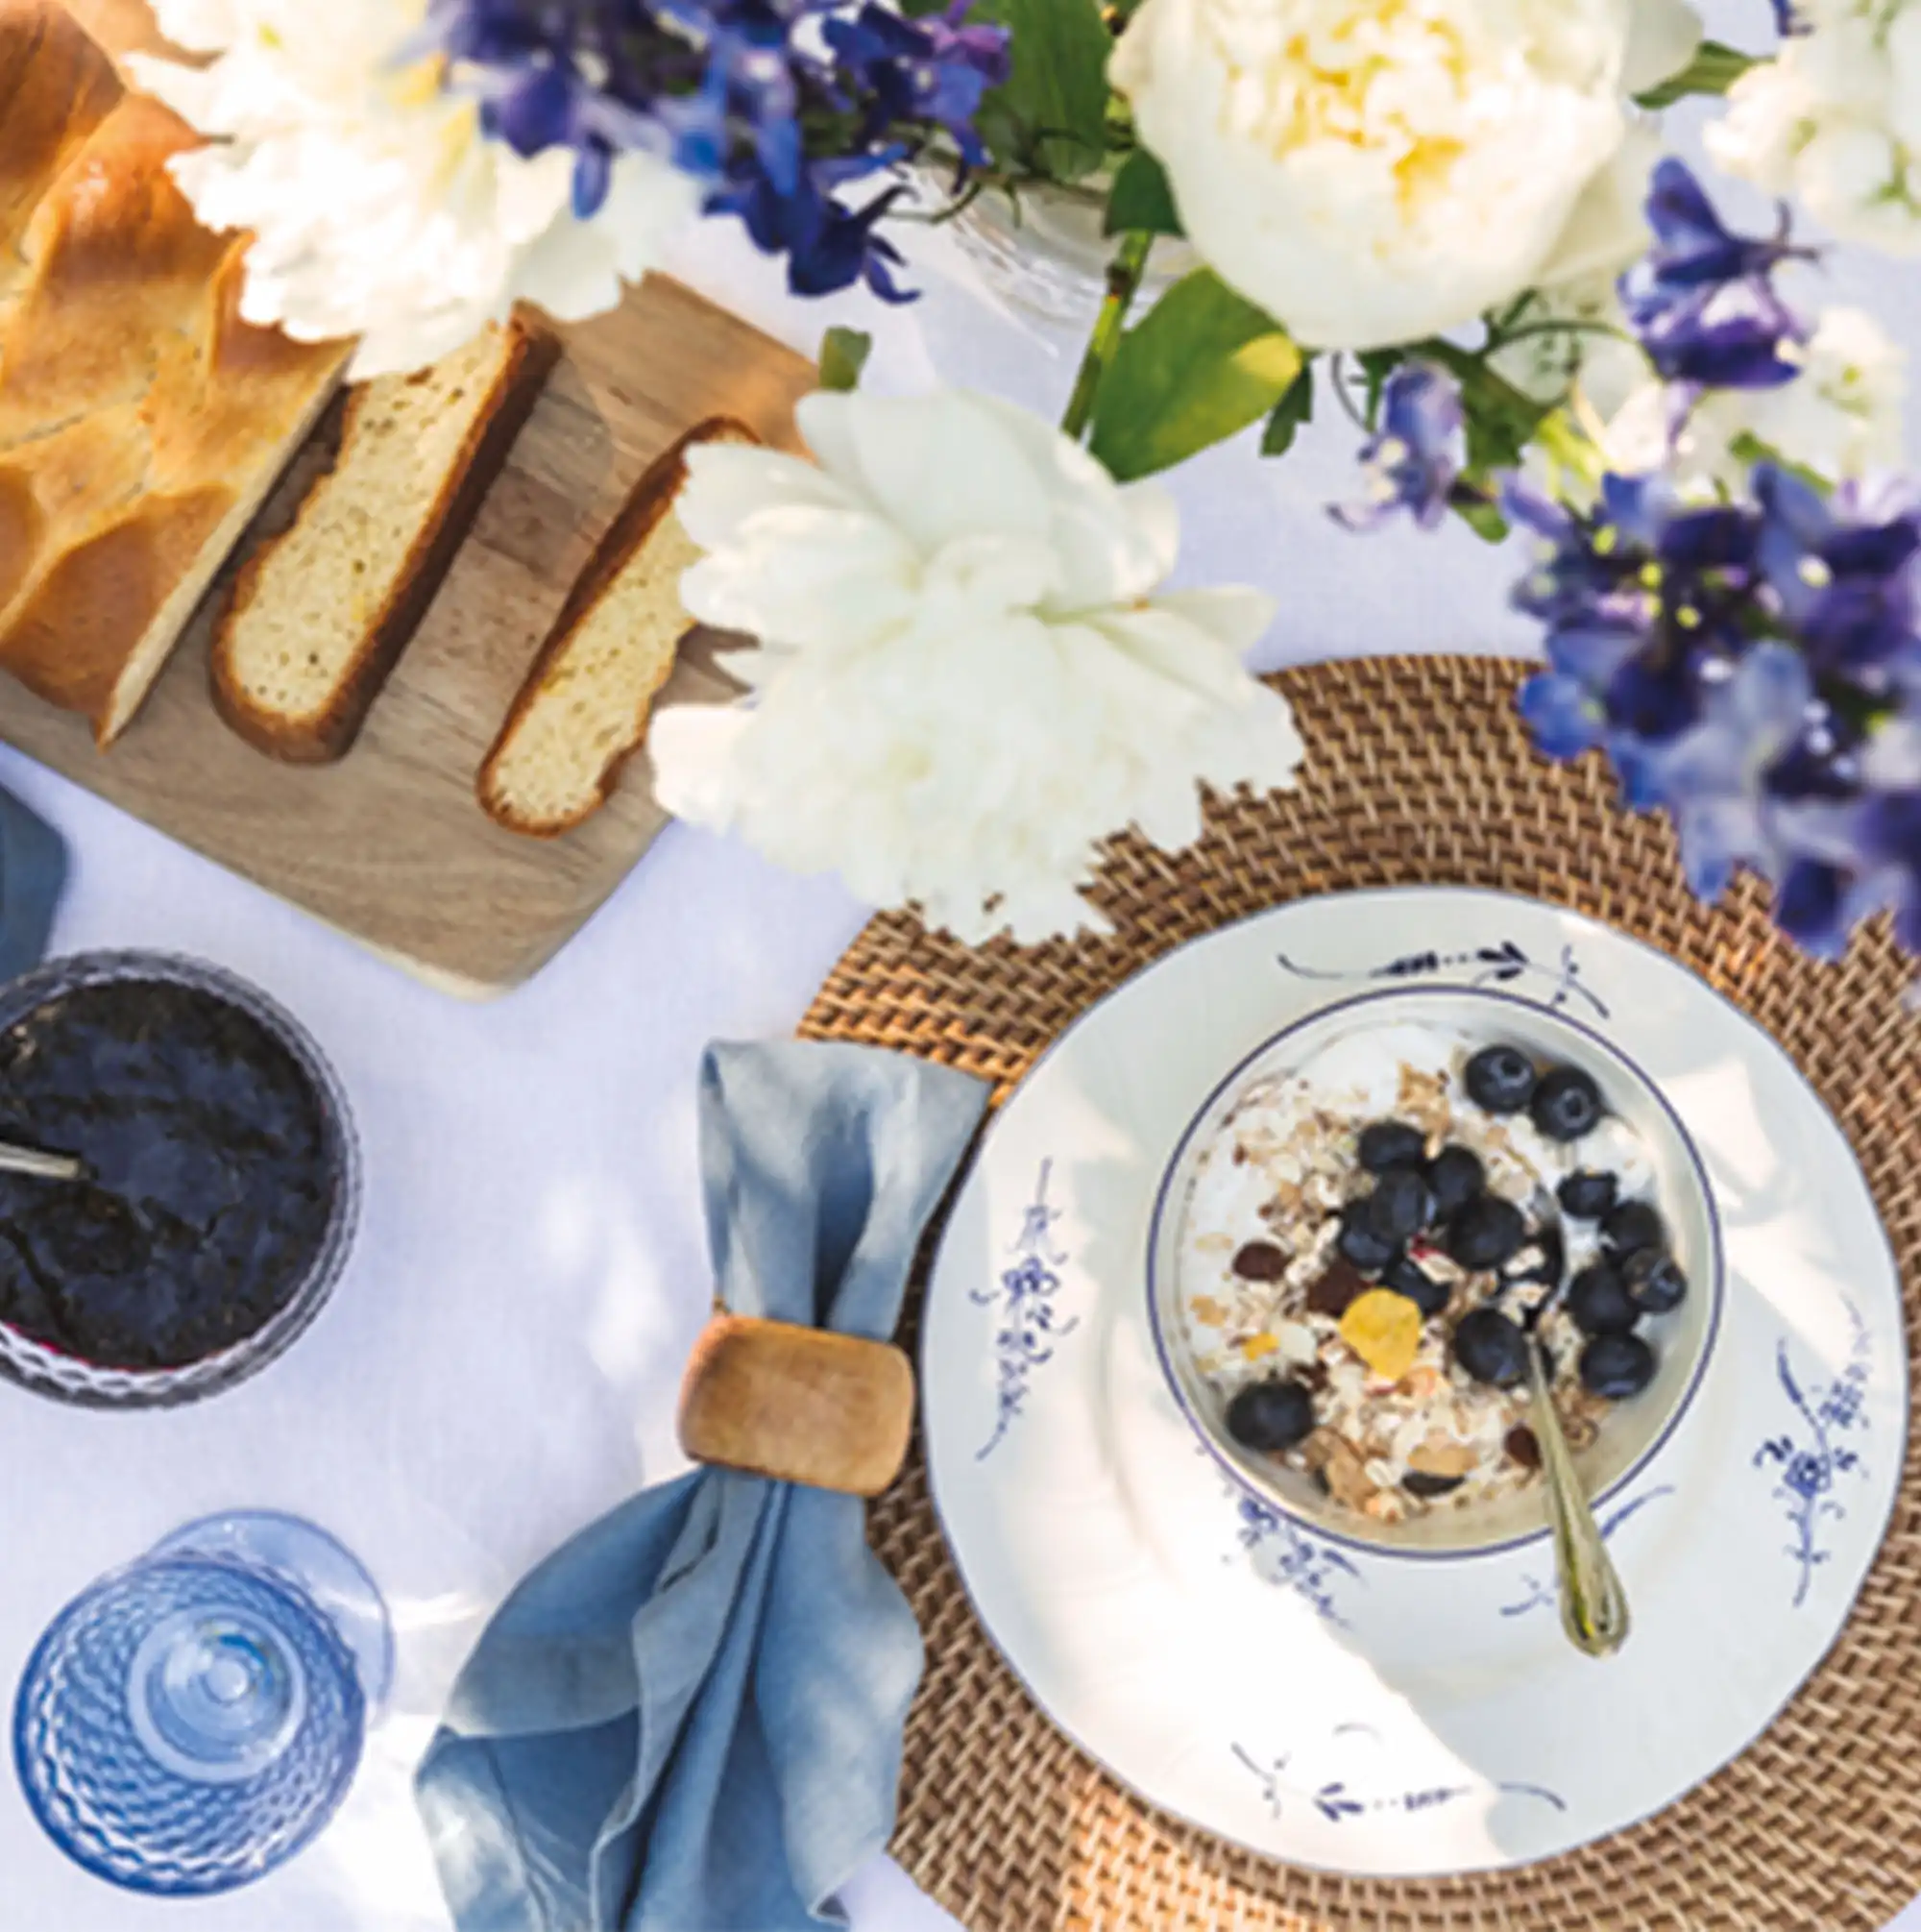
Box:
[476,415,754,836]
[0,26,350,746]
[0,0,121,258]
[209,312,563,765]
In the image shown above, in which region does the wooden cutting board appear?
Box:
[0,272,814,994]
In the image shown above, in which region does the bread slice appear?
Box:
[477,417,755,837]
[210,313,561,764]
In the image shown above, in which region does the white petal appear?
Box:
[1621,0,1702,97]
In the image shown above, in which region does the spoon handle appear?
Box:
[0,1142,85,1182]
[1528,1343,1631,1658]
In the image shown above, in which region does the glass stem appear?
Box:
[1061,231,1155,445]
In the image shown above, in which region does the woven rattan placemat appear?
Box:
[800,655,1921,1932]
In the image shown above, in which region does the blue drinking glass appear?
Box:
[12,1511,392,1896]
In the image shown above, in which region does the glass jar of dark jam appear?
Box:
[0,953,357,1407]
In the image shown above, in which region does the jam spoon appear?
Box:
[0,1141,85,1182]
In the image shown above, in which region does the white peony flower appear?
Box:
[1604,305,1906,488]
[1707,0,1921,254]
[649,389,1303,945]
[130,0,699,378]
[1108,0,1701,352]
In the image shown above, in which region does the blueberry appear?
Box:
[1465,1045,1537,1115]
[1401,1470,1465,1498]
[1452,1306,1530,1387]
[1622,1248,1688,1314]
[1446,1194,1527,1271]
[1579,1332,1657,1399]
[1602,1198,1666,1258]
[1566,1263,1640,1335]
[1366,1166,1436,1244]
[1530,1065,1603,1142]
[1556,1170,1619,1220]
[1225,1377,1316,1452]
[1358,1120,1426,1173]
[1381,1254,1449,1317]
[1336,1200,1398,1273]
[1426,1145,1485,1219]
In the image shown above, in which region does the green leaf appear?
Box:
[1633,38,1757,111]
[1413,339,1553,477]
[818,327,873,394]
[970,0,1113,182]
[1104,149,1183,238]
[1089,270,1301,481]
[1453,499,1510,545]
[1259,363,1315,458]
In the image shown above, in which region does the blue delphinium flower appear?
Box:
[1330,364,1465,531]
[1619,159,1813,389]
[824,0,1011,167]
[1756,465,1921,683]
[424,0,1010,300]
[1509,472,1768,759]
[1507,457,1921,963]
[1333,145,1921,973]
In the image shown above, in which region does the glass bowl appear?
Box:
[1147,983,1725,1559]
[0,951,359,1409]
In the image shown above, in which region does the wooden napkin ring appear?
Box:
[677,1313,914,1498]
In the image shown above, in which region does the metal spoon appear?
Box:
[0,1141,85,1183]
[1522,1192,1630,1659]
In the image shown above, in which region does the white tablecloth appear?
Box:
[7,24,1921,1922]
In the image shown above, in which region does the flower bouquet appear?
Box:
[129,0,1921,962]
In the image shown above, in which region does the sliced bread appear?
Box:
[477,417,755,837]
[210,312,561,764]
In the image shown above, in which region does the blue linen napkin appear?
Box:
[0,787,66,981]
[416,1039,988,1932]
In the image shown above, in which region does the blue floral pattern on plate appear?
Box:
[1496,1485,1676,1619]
[1228,1490,1365,1626]
[1230,1738,1566,1823]
[971,1160,1078,1460]
[1276,936,1607,1018]
[1756,1298,1872,1608]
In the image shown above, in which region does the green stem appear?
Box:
[1061,231,1154,443]
[1487,318,1634,352]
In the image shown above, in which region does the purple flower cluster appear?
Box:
[1333,159,1921,968]
[423,0,1009,300]
[1510,465,1921,955]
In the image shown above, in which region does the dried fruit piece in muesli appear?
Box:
[1231,1239,1287,1282]
[1306,1255,1369,1316]
[1338,1287,1423,1382]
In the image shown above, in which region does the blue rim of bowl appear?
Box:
[0,950,361,1410]
[11,1545,368,1895]
[1143,980,1728,1564]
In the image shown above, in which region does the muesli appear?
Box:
[1177,1024,1690,1525]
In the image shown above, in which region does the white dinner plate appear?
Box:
[922,887,1906,1877]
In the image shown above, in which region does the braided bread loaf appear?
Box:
[0,0,346,745]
